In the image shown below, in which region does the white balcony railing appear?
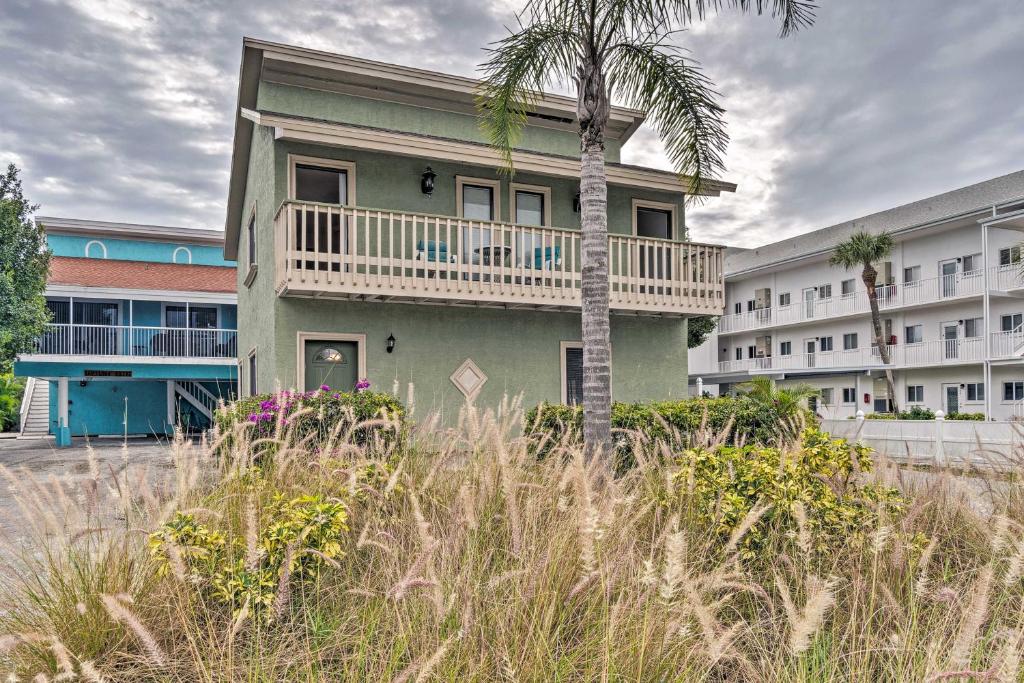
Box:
[717,338,988,374]
[990,326,1024,359]
[32,324,238,359]
[990,264,1024,292]
[719,271,991,335]
[273,201,725,316]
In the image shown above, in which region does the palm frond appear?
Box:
[608,39,727,197]
[668,0,816,36]
[829,231,894,270]
[477,18,581,172]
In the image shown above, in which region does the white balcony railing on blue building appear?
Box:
[33,324,238,359]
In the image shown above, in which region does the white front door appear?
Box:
[943,384,960,415]
[941,321,959,360]
[939,260,958,298]
[803,288,816,319]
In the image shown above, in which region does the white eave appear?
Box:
[45,283,237,305]
[37,216,225,247]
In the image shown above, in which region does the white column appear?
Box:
[166,381,175,429]
[982,222,992,420]
[57,377,69,426]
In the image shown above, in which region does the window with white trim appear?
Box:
[247,349,258,397]
[843,333,858,350]
[820,388,834,405]
[1004,381,1024,402]
[1001,313,1023,332]
[903,265,921,284]
[907,385,924,403]
[905,324,923,344]
[962,253,982,274]
[964,317,984,338]
[780,341,792,356]
[778,292,791,307]
[966,383,984,402]
[819,336,833,352]
[999,246,1022,266]
[840,279,855,296]
[842,387,856,404]
[818,284,832,299]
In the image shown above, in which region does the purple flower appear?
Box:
[356,378,371,393]
[320,384,331,392]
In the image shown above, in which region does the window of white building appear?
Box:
[962,253,982,274]
[1004,382,1024,402]
[964,317,984,338]
[780,341,792,356]
[818,284,832,299]
[778,292,791,307]
[1001,313,1023,332]
[903,265,921,284]
[841,279,856,296]
[842,387,856,404]
[905,324,923,344]
[907,385,924,403]
[820,388,834,405]
[819,336,833,352]
[1000,246,1022,266]
[966,383,985,402]
[843,333,858,350]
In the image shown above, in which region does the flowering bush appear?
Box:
[214,386,406,456]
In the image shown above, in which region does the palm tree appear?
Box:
[478,0,816,457]
[829,231,898,413]
[738,375,817,444]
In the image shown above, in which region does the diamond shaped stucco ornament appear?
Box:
[450,358,487,401]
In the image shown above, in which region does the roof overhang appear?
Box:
[38,216,225,246]
[45,284,237,305]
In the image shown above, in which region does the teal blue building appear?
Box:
[14,218,238,445]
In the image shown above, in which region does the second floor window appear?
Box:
[295,163,349,204]
[843,333,858,350]
[1002,313,1023,331]
[248,350,258,397]
[819,336,833,352]
[635,205,674,240]
[462,184,495,220]
[246,209,257,269]
[1000,246,1022,266]
[166,306,218,329]
[841,279,856,296]
[964,317,984,338]
[962,253,982,274]
[779,292,791,307]
[818,284,832,299]
[780,341,792,356]
[904,265,921,284]
[905,324,923,344]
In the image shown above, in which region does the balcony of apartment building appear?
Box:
[26,298,238,363]
[271,200,725,317]
[718,262,1023,336]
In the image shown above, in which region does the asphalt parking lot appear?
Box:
[0,436,180,548]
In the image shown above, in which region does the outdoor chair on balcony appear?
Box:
[519,245,562,285]
[415,240,457,278]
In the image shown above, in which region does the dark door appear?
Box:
[564,346,583,405]
[636,207,672,289]
[304,341,358,392]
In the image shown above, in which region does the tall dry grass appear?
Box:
[1,396,1023,681]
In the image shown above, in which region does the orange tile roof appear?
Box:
[49,257,236,293]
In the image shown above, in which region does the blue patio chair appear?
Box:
[415,239,457,264]
[533,245,562,270]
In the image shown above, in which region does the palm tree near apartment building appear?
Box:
[478,0,816,456]
[829,231,899,413]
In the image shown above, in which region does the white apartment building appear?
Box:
[690,171,1024,421]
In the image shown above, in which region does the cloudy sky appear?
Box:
[1,0,1021,248]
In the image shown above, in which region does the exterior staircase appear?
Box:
[18,378,51,438]
[173,380,218,425]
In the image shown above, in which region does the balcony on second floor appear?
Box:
[32,323,238,360]
[272,201,725,317]
[717,266,1024,335]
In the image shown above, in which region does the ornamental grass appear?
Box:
[1,394,1023,681]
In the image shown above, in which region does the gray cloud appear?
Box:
[1,0,1021,247]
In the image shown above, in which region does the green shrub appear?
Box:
[946,411,985,421]
[668,428,908,559]
[525,395,812,459]
[865,412,896,420]
[898,406,935,420]
[214,388,406,455]
[0,373,24,432]
[149,492,349,622]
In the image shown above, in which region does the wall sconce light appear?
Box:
[79,380,88,388]
[573,191,581,213]
[386,334,396,354]
[421,167,437,196]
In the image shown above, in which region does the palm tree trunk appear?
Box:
[577,58,612,459]
[580,138,612,456]
[863,263,899,413]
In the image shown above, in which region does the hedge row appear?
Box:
[524,396,808,458]
[214,388,406,455]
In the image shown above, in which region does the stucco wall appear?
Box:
[268,298,689,415]
[47,234,231,266]
[256,81,623,163]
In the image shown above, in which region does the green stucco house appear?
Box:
[223,38,732,416]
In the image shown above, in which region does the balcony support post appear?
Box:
[55,376,71,447]
[166,381,176,434]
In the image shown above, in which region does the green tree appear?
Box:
[687,315,718,349]
[737,375,817,444]
[0,164,49,372]
[479,0,815,456]
[829,231,897,412]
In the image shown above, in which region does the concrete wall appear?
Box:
[47,234,231,266]
[267,298,689,416]
[256,81,623,163]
